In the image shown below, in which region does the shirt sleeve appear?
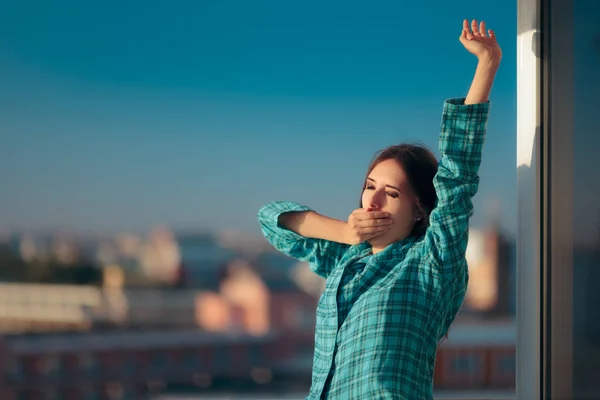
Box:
[424,97,490,283]
[257,200,351,279]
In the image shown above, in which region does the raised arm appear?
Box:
[462,19,502,104]
[258,201,348,278]
[425,20,501,281]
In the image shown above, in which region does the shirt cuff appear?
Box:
[258,200,313,240]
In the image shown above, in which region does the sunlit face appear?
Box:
[361,158,420,247]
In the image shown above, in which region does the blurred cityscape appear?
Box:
[0,222,518,399]
[3,0,600,397]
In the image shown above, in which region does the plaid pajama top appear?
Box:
[258,98,490,399]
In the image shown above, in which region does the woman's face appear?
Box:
[361,158,419,247]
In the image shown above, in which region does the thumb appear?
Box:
[459,29,470,42]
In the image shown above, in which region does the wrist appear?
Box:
[339,221,353,245]
[477,52,501,70]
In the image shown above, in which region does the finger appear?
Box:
[356,221,392,232]
[488,29,496,40]
[464,29,473,41]
[480,21,486,37]
[368,210,391,219]
[465,29,472,41]
[357,211,391,221]
[471,19,480,36]
[352,207,371,216]
[357,218,393,228]
[355,211,390,220]
[361,227,390,237]
[364,206,382,214]
[361,226,390,233]
[463,19,469,32]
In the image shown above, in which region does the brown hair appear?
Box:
[360,143,439,237]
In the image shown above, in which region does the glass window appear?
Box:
[567,0,600,397]
[543,0,600,398]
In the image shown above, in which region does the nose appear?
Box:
[368,189,386,210]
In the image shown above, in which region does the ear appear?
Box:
[412,201,424,222]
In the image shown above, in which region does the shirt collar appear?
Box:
[350,235,420,263]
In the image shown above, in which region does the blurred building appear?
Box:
[463,226,515,317]
[0,318,515,399]
[0,229,519,399]
[195,257,318,337]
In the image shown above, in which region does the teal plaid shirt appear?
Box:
[258,98,489,399]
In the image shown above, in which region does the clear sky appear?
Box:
[0,0,517,238]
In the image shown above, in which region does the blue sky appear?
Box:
[0,0,517,238]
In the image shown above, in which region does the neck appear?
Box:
[371,245,387,254]
[368,233,410,254]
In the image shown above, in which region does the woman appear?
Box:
[258,19,502,400]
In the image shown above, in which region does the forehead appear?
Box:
[368,159,407,183]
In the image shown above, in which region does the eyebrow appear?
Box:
[366,177,402,193]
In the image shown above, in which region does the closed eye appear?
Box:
[364,183,400,199]
[367,178,402,193]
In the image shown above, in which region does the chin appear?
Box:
[368,229,408,249]
[367,235,394,249]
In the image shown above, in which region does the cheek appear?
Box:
[389,201,415,222]
[361,191,370,207]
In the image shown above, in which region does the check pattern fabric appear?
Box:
[257,98,490,399]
